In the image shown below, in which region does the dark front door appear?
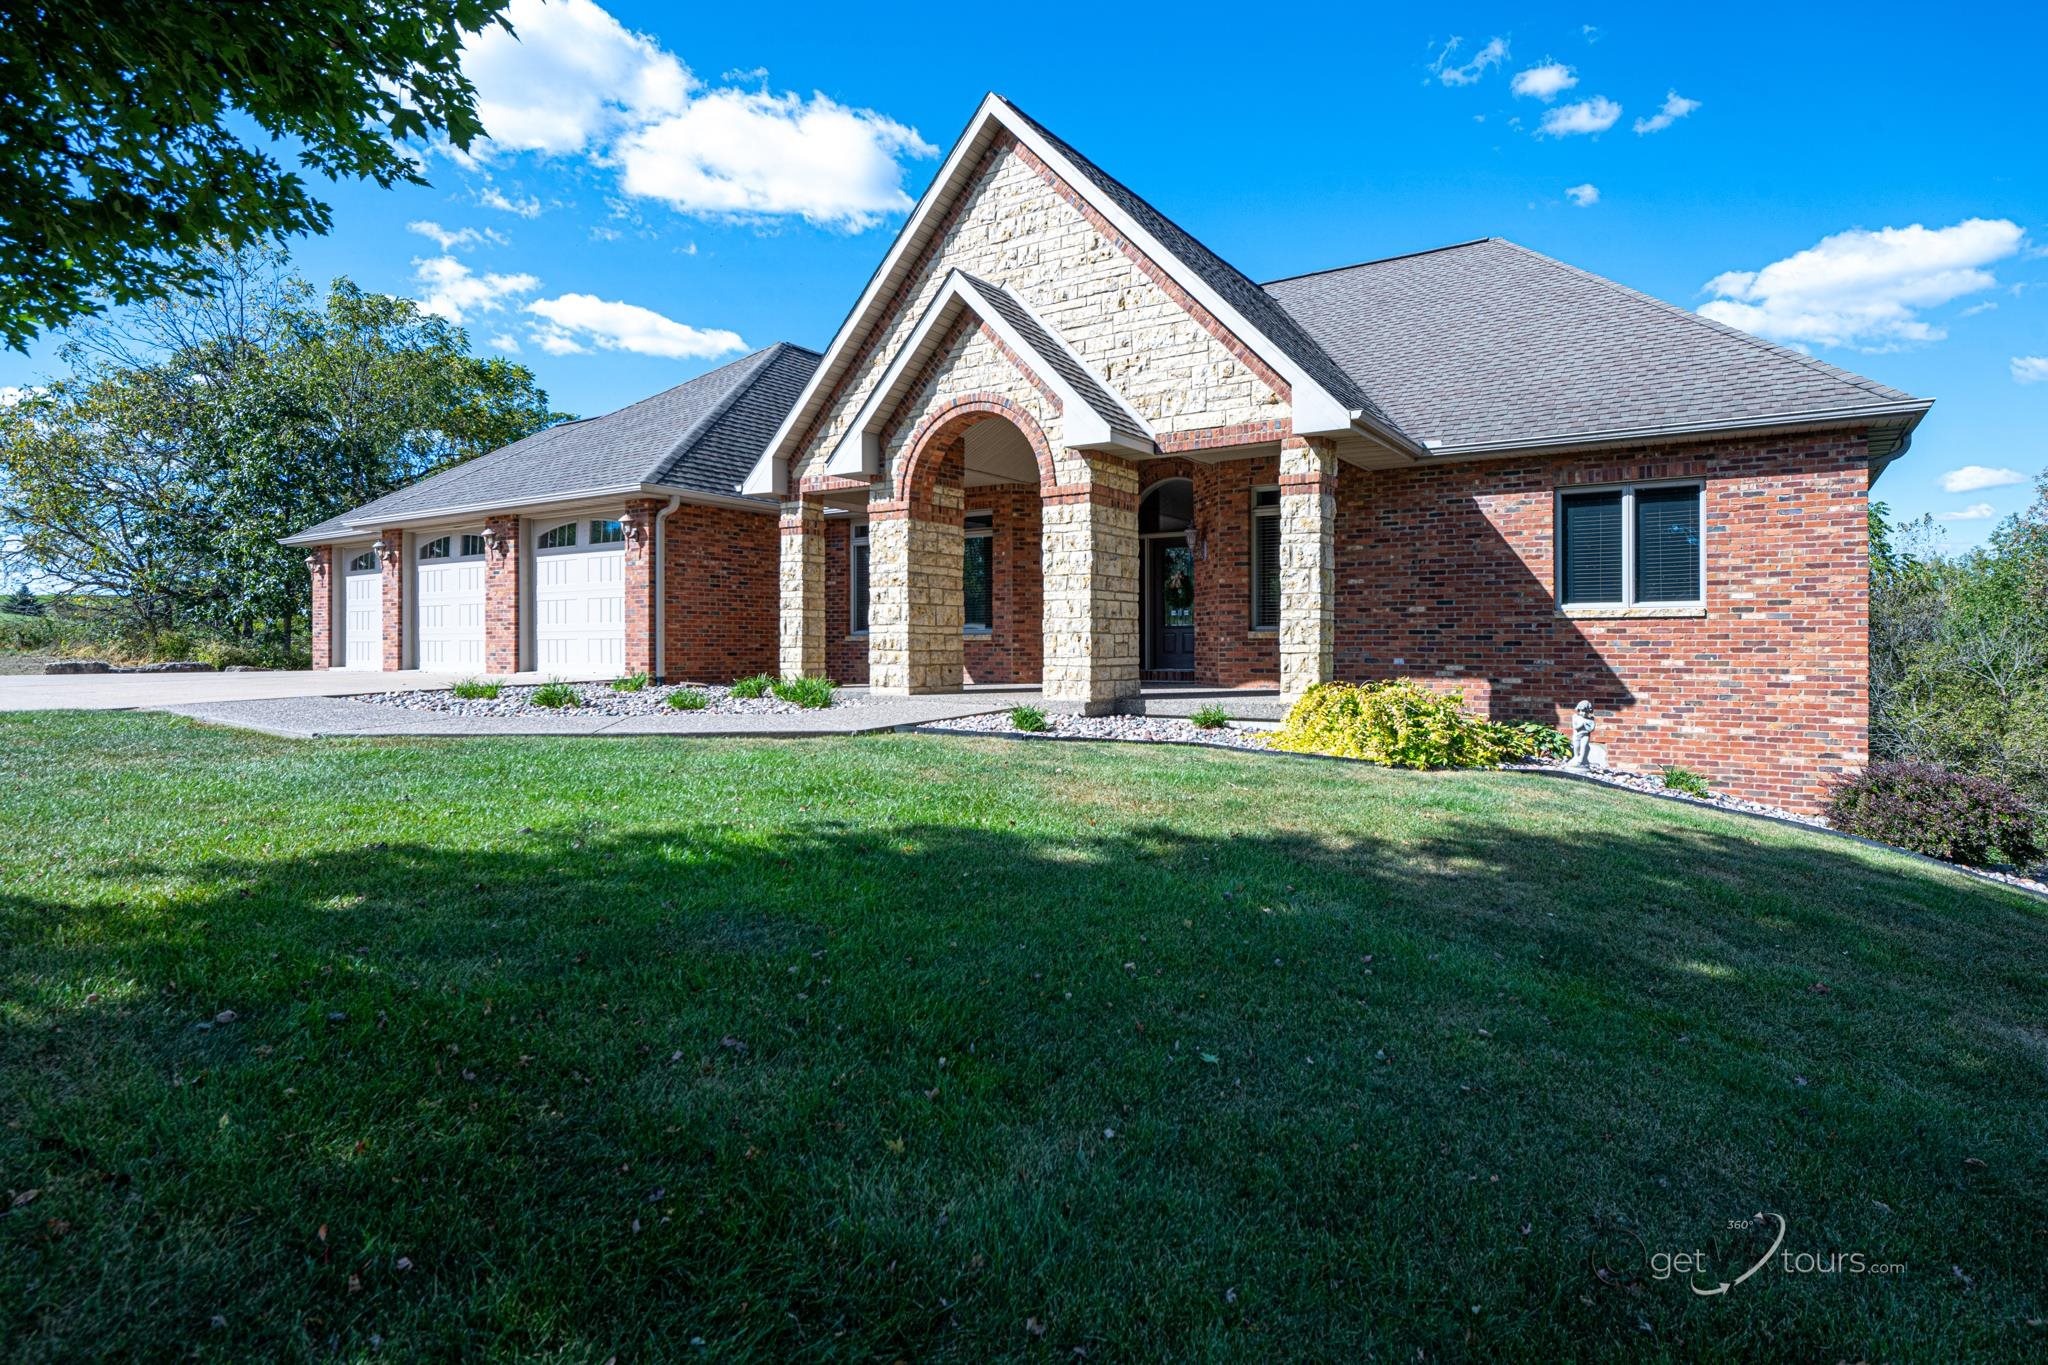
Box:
[1148,538,1195,672]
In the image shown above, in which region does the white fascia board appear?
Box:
[317,483,777,537]
[1415,399,1936,463]
[824,271,1153,478]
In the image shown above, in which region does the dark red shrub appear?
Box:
[1826,761,2041,869]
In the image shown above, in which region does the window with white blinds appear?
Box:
[1558,483,1703,608]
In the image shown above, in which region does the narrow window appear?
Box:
[589,519,624,545]
[1251,487,1281,630]
[460,533,486,557]
[851,523,870,635]
[1558,483,1703,608]
[963,512,994,632]
[419,536,451,560]
[537,523,577,550]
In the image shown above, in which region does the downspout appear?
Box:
[652,494,683,681]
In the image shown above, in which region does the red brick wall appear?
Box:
[378,529,405,671]
[623,498,663,677]
[661,503,778,683]
[1333,430,1871,812]
[483,514,522,675]
[307,546,333,670]
[963,483,1042,684]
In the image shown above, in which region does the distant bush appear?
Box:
[1268,680,1507,770]
[771,675,835,709]
[1662,766,1711,797]
[1488,720,1571,762]
[729,674,773,700]
[665,688,709,711]
[610,673,649,693]
[1188,704,1231,730]
[1826,761,2040,869]
[4,586,43,617]
[452,679,501,700]
[1009,704,1049,733]
[528,681,581,709]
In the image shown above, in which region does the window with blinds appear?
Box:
[963,513,993,631]
[1558,483,1703,608]
[1252,488,1281,630]
[851,524,870,634]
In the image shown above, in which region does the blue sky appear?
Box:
[6,0,2044,549]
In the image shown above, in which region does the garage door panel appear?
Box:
[417,535,486,670]
[341,553,382,670]
[533,519,626,676]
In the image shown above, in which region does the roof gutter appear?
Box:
[1411,399,1935,463]
[280,482,777,545]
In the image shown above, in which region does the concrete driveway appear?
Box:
[0,669,475,712]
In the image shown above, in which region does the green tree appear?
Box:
[3,584,41,617]
[0,246,566,644]
[0,0,516,349]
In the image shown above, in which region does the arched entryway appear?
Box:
[1139,478,1195,676]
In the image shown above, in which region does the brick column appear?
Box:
[306,546,333,670]
[483,514,522,675]
[868,484,964,695]
[378,528,406,671]
[1042,452,1139,714]
[779,499,825,679]
[622,497,663,678]
[1278,437,1338,701]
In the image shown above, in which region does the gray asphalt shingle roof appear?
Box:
[287,343,817,542]
[1263,238,1926,453]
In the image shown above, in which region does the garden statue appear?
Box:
[1566,700,1597,769]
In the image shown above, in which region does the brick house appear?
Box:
[293,94,1930,812]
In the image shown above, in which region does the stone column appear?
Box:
[1042,452,1139,714]
[483,513,522,675]
[378,527,406,671]
[306,546,333,670]
[778,499,825,680]
[868,482,964,694]
[1278,437,1338,702]
[622,497,663,678]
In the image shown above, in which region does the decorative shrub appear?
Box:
[771,675,835,709]
[1267,680,1507,770]
[528,681,581,709]
[610,673,649,693]
[729,674,773,700]
[1188,704,1231,730]
[451,679,502,701]
[1488,721,1571,762]
[4,585,44,617]
[1662,766,1711,797]
[1826,761,2040,868]
[665,688,708,711]
[1009,704,1049,733]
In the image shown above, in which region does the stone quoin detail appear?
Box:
[1278,436,1337,701]
[779,499,825,679]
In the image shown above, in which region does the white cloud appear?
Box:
[523,293,746,360]
[1634,90,1702,135]
[1941,465,2027,493]
[457,0,932,231]
[1429,36,1510,86]
[1699,219,2026,351]
[1511,63,1578,101]
[2014,355,2048,383]
[406,220,507,251]
[1940,503,1998,521]
[411,256,539,324]
[614,89,935,229]
[1564,183,1600,207]
[486,332,522,354]
[478,187,543,218]
[0,384,40,407]
[589,226,622,242]
[1538,96,1622,137]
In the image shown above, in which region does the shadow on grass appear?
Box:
[3,805,2045,1361]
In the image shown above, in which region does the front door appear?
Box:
[1146,538,1195,672]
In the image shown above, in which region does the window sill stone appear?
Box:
[1557,604,1707,620]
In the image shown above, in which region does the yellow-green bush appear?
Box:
[1267,680,1513,769]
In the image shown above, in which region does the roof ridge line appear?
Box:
[1261,238,1499,287]
[1485,238,1918,406]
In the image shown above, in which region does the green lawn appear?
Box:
[2,714,2043,1361]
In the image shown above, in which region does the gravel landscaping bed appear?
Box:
[360,680,867,718]
[916,710,1274,750]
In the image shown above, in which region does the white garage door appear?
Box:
[416,532,487,670]
[340,548,383,670]
[533,518,626,674]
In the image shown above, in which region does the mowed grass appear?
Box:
[1,714,2044,1362]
